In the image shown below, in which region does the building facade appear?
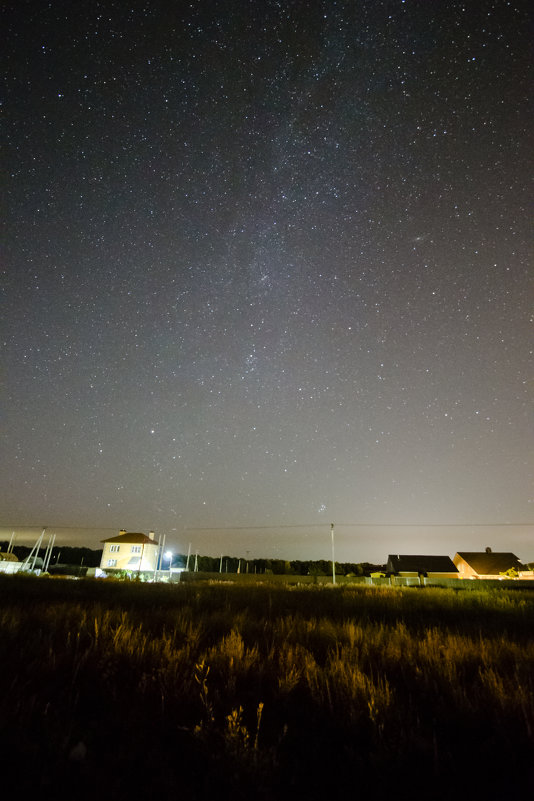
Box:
[100,530,159,572]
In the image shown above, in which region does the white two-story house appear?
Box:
[100,529,159,573]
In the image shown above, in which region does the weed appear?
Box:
[0,575,532,799]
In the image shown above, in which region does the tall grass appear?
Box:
[0,576,532,799]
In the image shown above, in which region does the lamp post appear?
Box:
[165,551,173,573]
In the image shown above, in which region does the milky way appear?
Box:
[3,1,532,561]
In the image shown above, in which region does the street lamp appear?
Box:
[165,551,173,571]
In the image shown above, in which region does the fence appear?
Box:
[177,571,534,589]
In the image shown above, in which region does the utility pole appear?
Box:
[331,522,336,585]
[154,533,166,581]
[33,528,46,571]
[42,532,55,573]
[42,537,49,571]
[138,542,145,576]
[185,542,191,571]
[20,528,46,573]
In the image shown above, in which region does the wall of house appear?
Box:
[0,561,23,574]
[100,542,158,572]
[427,572,460,579]
[397,571,459,579]
[453,556,477,578]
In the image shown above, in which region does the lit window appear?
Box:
[106,559,117,567]
[110,544,120,553]
[131,545,142,554]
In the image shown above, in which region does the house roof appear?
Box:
[101,532,159,545]
[387,554,458,574]
[0,552,19,562]
[455,552,524,575]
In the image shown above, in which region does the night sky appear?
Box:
[3,1,532,562]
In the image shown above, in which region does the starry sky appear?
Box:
[2,0,533,563]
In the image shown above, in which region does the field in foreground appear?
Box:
[0,576,532,800]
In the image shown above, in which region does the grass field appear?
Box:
[0,575,532,800]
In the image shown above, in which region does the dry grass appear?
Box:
[0,576,532,800]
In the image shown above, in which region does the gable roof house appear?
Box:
[100,530,159,573]
[386,555,459,580]
[453,549,526,579]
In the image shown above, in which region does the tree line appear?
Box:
[0,543,384,575]
[178,555,384,576]
[0,544,103,568]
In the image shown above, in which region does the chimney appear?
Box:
[149,531,155,540]
[485,546,492,553]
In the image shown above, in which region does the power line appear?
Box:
[2,522,532,535]
[186,522,533,531]
[0,525,121,532]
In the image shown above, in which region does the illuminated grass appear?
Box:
[0,576,532,799]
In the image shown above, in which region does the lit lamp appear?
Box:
[165,551,173,571]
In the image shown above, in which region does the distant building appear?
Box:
[453,548,526,579]
[0,552,19,562]
[386,554,459,579]
[0,551,22,574]
[100,530,159,573]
